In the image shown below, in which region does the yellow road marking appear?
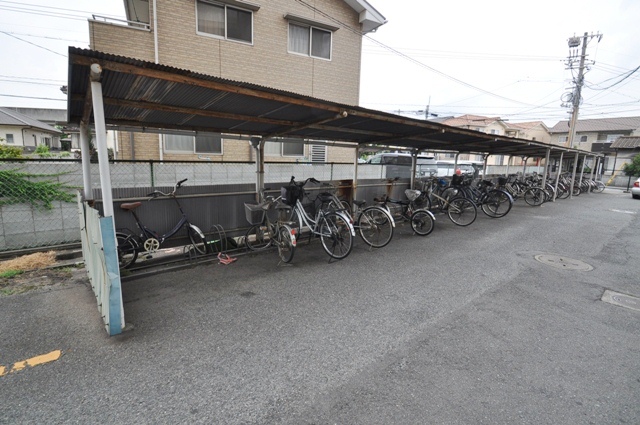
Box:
[0,350,62,377]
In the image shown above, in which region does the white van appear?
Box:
[365,153,437,178]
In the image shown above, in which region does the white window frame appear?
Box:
[163,133,223,155]
[264,140,304,158]
[5,134,14,144]
[287,22,333,61]
[195,0,254,45]
[558,136,568,144]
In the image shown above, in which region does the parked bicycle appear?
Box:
[244,189,297,263]
[374,189,435,236]
[284,176,356,260]
[414,177,477,226]
[314,181,395,249]
[116,179,207,269]
[454,178,513,218]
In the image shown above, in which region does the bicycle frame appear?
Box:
[292,198,355,237]
[130,197,191,244]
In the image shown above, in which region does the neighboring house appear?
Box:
[0,107,63,152]
[88,0,386,162]
[548,116,640,174]
[437,115,551,166]
[608,136,640,174]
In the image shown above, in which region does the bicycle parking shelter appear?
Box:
[67,47,599,334]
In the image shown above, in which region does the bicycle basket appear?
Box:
[451,174,464,186]
[281,185,303,206]
[497,176,507,186]
[404,189,421,201]
[244,203,266,225]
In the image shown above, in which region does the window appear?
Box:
[5,134,14,144]
[264,140,304,157]
[288,23,332,60]
[196,0,253,44]
[606,134,623,143]
[558,136,568,144]
[164,133,222,154]
[580,135,588,143]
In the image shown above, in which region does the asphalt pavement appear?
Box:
[1,188,639,424]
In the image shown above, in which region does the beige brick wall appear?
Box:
[90,0,364,162]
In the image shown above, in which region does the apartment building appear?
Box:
[89,0,386,162]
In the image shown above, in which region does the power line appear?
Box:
[0,30,66,57]
[0,31,85,43]
[0,94,66,101]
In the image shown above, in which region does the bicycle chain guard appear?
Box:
[143,238,160,253]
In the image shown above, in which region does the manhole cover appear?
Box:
[534,254,593,271]
[602,290,640,312]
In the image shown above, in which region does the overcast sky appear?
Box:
[1,0,639,127]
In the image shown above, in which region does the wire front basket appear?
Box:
[244,202,266,225]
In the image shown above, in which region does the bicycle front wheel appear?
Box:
[447,198,477,226]
[523,188,544,206]
[410,209,435,236]
[481,190,512,218]
[319,212,353,260]
[276,224,295,263]
[594,181,605,193]
[245,224,273,251]
[187,225,208,254]
[357,206,393,248]
[116,232,138,269]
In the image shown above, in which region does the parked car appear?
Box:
[631,177,640,199]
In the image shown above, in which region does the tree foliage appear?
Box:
[622,153,640,177]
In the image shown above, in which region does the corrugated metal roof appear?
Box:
[549,116,640,133]
[0,107,62,133]
[67,47,596,158]
[610,136,640,149]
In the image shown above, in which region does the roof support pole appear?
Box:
[505,155,512,176]
[79,122,93,201]
[352,146,358,209]
[410,149,418,189]
[569,151,579,199]
[482,154,489,180]
[553,152,564,202]
[90,64,114,219]
[250,137,263,201]
[453,152,459,173]
[590,156,596,180]
[579,155,586,188]
[542,148,551,188]
[521,156,528,178]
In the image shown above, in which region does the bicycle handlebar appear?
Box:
[146,179,188,199]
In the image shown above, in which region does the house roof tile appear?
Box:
[549,116,640,133]
[610,136,640,149]
[0,107,62,134]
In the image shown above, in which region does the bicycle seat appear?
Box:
[120,202,142,211]
[353,200,366,207]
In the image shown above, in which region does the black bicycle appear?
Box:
[116,179,207,268]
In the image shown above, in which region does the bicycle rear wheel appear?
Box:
[357,206,393,248]
[410,209,435,236]
[319,212,353,260]
[447,198,477,226]
[245,223,273,251]
[594,181,605,193]
[116,232,138,269]
[187,225,208,254]
[480,190,512,218]
[276,224,295,263]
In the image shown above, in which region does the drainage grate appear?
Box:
[534,254,593,271]
[602,290,640,312]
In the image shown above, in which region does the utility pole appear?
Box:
[563,32,602,148]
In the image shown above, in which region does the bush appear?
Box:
[622,153,640,177]
[34,144,52,158]
[0,144,23,159]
